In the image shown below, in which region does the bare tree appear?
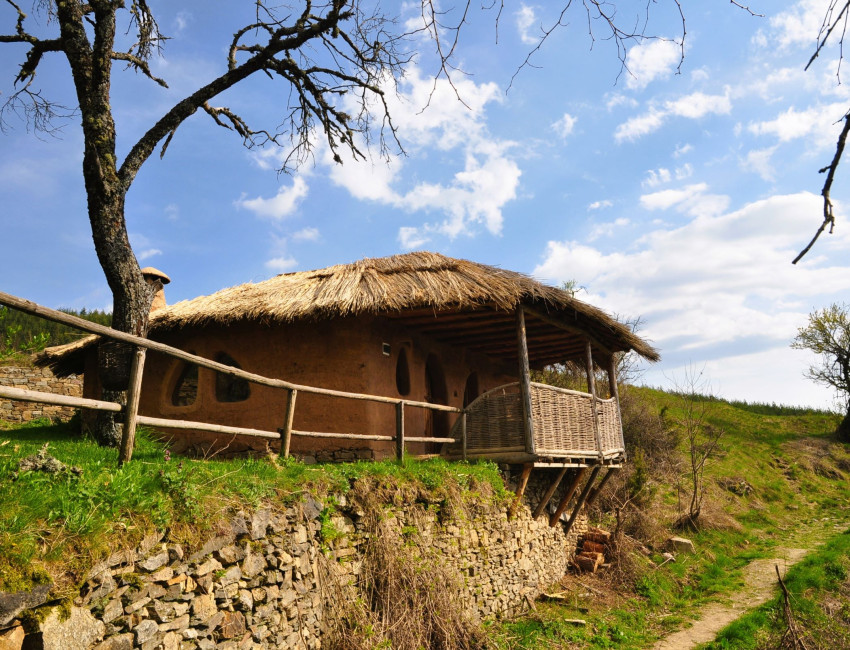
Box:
[793,1,850,264]
[669,366,724,530]
[1,0,413,443]
[1,1,692,446]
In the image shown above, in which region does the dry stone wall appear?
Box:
[0,366,81,423]
[4,487,585,650]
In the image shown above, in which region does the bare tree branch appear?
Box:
[793,111,850,264]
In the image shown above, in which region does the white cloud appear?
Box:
[769,0,833,51]
[665,90,732,119]
[615,90,731,142]
[675,163,693,180]
[606,94,638,111]
[265,256,298,273]
[673,143,693,158]
[235,177,309,220]
[748,102,848,150]
[516,5,538,45]
[323,70,521,240]
[164,204,179,220]
[292,227,320,242]
[643,168,672,188]
[588,217,630,241]
[534,191,850,405]
[614,108,666,141]
[625,39,682,90]
[640,183,729,217]
[742,146,778,182]
[398,226,430,249]
[138,248,163,261]
[588,200,613,211]
[552,113,577,139]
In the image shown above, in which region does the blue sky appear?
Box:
[2,0,849,409]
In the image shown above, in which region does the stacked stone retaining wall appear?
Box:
[2,487,587,650]
[0,365,81,423]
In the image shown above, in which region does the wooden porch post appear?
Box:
[396,401,405,464]
[586,468,618,508]
[585,340,603,461]
[516,307,536,456]
[563,465,601,538]
[118,347,146,466]
[509,463,533,519]
[281,389,298,459]
[606,355,620,402]
[533,466,568,519]
[549,467,587,527]
[607,355,626,461]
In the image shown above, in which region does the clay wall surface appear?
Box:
[0,365,82,423]
[114,316,516,459]
[2,492,585,650]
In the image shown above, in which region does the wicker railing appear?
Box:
[449,382,625,461]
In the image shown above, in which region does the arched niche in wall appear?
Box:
[425,353,449,442]
[395,347,411,396]
[170,361,199,407]
[463,372,480,408]
[215,352,251,403]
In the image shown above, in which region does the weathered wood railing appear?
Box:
[447,382,624,463]
[0,290,463,465]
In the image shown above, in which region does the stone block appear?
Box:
[0,624,24,650]
[31,606,105,650]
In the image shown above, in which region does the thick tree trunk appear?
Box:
[55,3,155,445]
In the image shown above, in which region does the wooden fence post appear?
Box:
[396,401,405,464]
[281,389,298,458]
[118,347,146,466]
[461,411,467,462]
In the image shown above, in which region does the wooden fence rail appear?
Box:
[0,290,462,465]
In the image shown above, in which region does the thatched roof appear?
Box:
[37,252,658,374]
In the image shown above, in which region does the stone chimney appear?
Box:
[140,267,171,312]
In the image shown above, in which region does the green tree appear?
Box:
[792,303,850,440]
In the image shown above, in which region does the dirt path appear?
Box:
[652,518,848,650]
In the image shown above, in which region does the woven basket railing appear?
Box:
[447,382,624,459]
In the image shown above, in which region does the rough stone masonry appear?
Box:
[1,485,587,650]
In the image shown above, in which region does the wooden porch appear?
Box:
[444,382,625,466]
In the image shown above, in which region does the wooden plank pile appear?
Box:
[573,527,611,573]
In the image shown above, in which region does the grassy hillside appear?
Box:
[491,386,849,649]
[0,386,847,649]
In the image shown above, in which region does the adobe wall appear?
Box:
[4,489,587,649]
[0,365,82,423]
[127,316,516,459]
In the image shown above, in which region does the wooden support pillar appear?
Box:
[585,340,603,460]
[585,468,618,508]
[396,401,405,464]
[549,467,587,527]
[533,466,568,519]
[509,463,533,519]
[461,411,468,462]
[607,355,620,402]
[607,355,626,461]
[118,347,146,466]
[281,389,298,458]
[563,465,601,538]
[516,307,536,456]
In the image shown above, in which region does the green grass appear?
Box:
[3,387,849,648]
[0,417,506,594]
[490,387,849,649]
[703,529,850,649]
